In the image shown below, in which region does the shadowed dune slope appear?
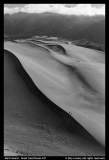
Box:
[4,49,105,156]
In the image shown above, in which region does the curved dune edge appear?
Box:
[4,41,105,147]
[4,49,98,142]
[4,49,105,156]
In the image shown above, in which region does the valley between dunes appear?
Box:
[4,39,105,156]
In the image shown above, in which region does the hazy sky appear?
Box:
[4,4,105,16]
[4,4,27,8]
[4,4,105,8]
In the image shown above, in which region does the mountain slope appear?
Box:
[4,12,105,44]
[68,19,105,44]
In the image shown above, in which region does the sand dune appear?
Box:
[4,39,105,156]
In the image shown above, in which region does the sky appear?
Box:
[4,4,105,16]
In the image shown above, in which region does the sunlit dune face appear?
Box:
[4,38,105,147]
[3,33,105,160]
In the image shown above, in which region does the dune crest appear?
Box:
[4,39,105,155]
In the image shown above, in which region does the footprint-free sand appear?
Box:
[4,39,105,156]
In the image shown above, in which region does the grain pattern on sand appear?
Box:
[4,41,105,156]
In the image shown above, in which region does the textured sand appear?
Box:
[4,40,105,156]
[4,145,19,156]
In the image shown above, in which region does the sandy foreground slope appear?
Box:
[4,40,105,156]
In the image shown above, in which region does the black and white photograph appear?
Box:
[4,4,105,157]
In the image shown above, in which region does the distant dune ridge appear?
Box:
[4,38,105,156]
